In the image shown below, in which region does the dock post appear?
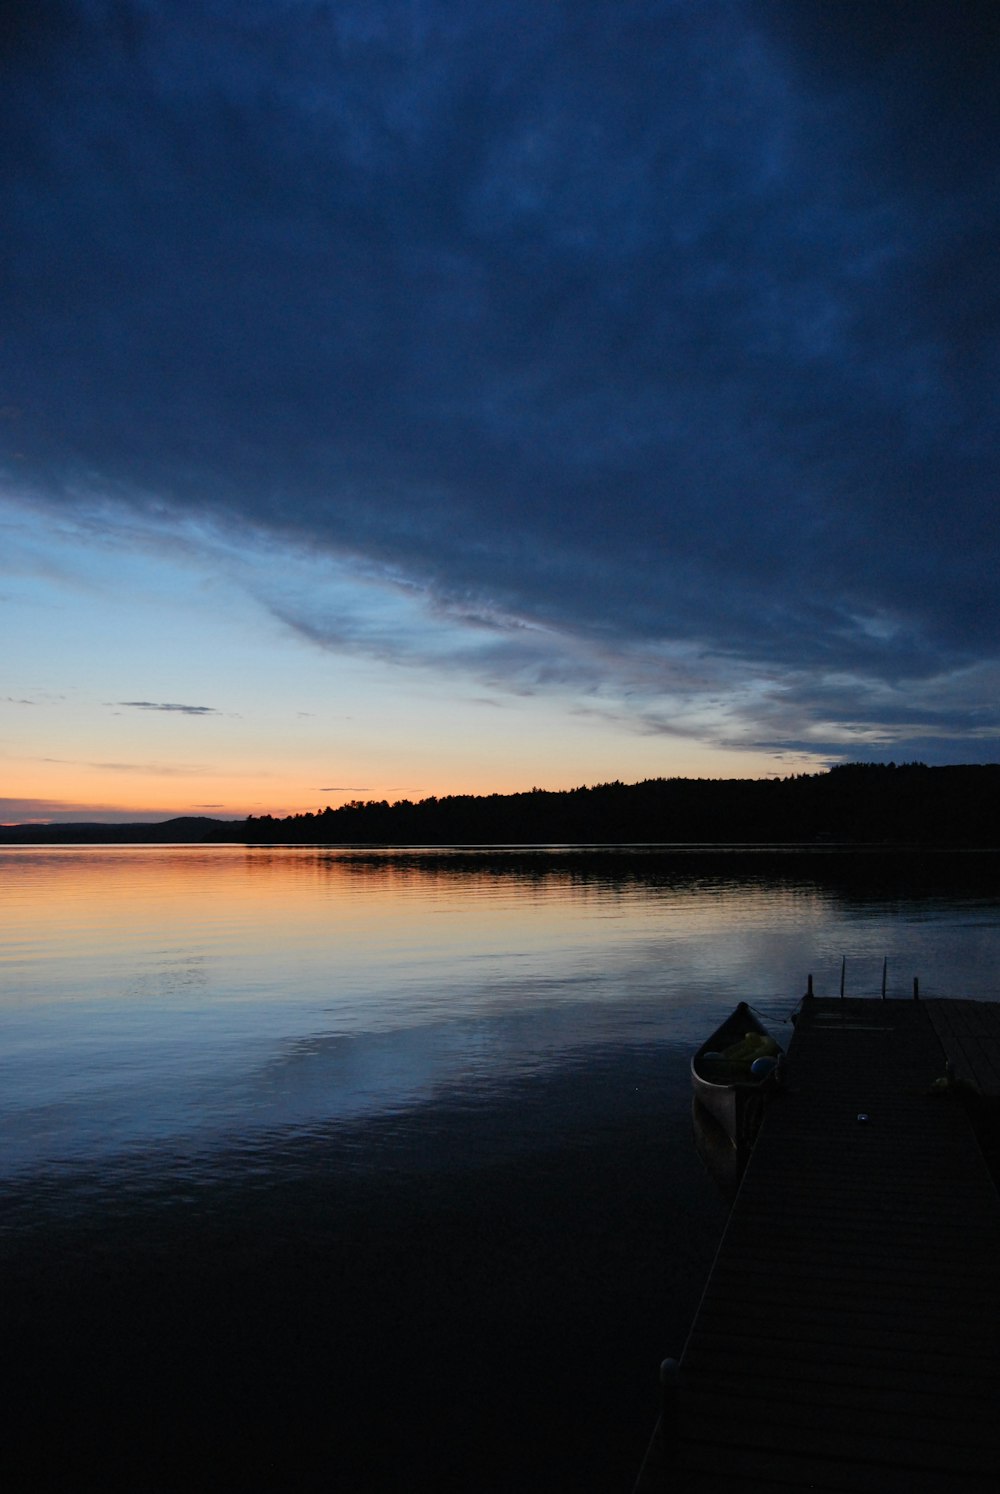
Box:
[840,956,846,999]
[882,957,887,1000]
[913,976,920,1001]
[659,1358,680,1461]
[806,973,814,998]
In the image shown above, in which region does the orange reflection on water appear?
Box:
[0,844,827,953]
[0,844,776,1021]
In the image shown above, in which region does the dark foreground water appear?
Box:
[2,846,998,1489]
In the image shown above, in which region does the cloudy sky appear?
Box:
[3,0,998,822]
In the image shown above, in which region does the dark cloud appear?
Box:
[2,1,998,761]
[40,754,211,776]
[117,701,219,715]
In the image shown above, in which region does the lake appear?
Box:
[2,845,999,1489]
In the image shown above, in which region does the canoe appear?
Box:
[691,1001,783,1148]
[691,1097,748,1203]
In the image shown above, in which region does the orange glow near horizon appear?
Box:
[3,741,822,825]
[2,501,835,828]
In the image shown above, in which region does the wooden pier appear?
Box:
[635,996,1000,1492]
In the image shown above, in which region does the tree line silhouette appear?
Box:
[3,763,998,846]
[241,763,1000,847]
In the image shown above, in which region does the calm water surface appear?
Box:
[2,846,999,1489]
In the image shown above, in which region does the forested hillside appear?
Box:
[3,764,998,846]
[243,763,1000,847]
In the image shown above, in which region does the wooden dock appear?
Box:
[635,996,1000,1492]
[925,999,1000,1100]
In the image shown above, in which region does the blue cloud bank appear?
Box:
[3,0,999,762]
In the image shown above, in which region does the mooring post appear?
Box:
[913,976,920,1001]
[806,973,814,998]
[659,1357,681,1461]
[881,957,887,1000]
[840,956,846,999]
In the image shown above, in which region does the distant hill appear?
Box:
[3,765,999,847]
[0,816,240,845]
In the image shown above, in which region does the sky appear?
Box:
[2,0,999,823]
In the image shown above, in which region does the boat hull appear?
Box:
[690,1001,782,1149]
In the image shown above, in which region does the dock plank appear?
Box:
[925,998,1000,1097]
[635,996,1000,1492]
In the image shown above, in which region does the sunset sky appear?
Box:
[3,1,999,823]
